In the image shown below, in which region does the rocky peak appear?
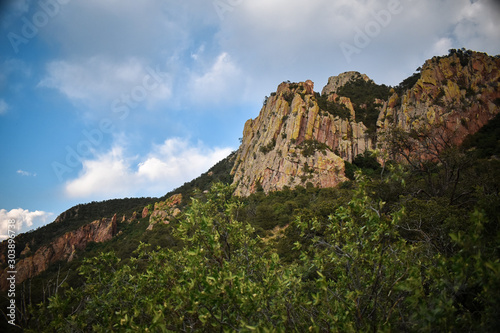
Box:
[232,51,499,197]
[53,205,80,223]
[377,50,500,153]
[147,194,183,230]
[322,71,371,96]
[231,79,373,196]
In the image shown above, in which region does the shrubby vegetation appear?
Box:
[299,140,331,158]
[336,77,391,134]
[315,93,352,120]
[394,71,421,95]
[462,112,500,158]
[344,150,382,180]
[447,48,475,67]
[259,138,276,154]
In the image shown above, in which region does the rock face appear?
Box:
[378,51,500,152]
[231,80,373,196]
[232,51,500,197]
[147,194,183,230]
[142,206,149,218]
[0,215,117,291]
[322,71,370,96]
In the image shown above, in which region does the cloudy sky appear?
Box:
[0,0,499,239]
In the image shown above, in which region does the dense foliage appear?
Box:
[462,112,500,158]
[315,93,352,120]
[336,78,391,134]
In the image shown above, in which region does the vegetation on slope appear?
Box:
[315,93,352,120]
[3,114,497,332]
[336,77,391,134]
[9,197,158,259]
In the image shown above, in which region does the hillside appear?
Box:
[1,49,499,332]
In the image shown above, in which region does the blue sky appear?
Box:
[1,0,499,239]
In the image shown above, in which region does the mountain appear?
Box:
[231,50,500,196]
[0,215,117,291]
[1,50,500,331]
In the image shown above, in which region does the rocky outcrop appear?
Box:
[322,71,370,96]
[378,51,500,153]
[231,80,372,196]
[53,205,81,224]
[0,215,117,291]
[142,206,149,218]
[232,51,500,197]
[147,194,182,230]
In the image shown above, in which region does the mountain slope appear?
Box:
[231,50,500,197]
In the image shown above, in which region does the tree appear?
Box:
[27,183,300,332]
[380,124,474,205]
[293,173,427,331]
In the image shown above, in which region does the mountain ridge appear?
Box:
[231,49,500,196]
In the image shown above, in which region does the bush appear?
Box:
[316,94,351,120]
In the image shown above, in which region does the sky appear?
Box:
[0,0,499,240]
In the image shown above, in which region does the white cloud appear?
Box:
[215,0,500,86]
[429,37,454,58]
[38,56,172,112]
[0,99,8,115]
[17,169,36,177]
[0,208,53,241]
[453,0,500,54]
[64,138,233,200]
[189,52,245,105]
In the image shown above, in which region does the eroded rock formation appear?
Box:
[231,80,372,196]
[0,215,117,290]
[378,51,500,154]
[232,51,500,197]
[147,194,183,230]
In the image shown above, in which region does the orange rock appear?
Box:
[0,216,117,291]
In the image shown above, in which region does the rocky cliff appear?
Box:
[231,79,374,196]
[232,50,500,197]
[321,71,370,96]
[378,50,500,152]
[0,215,117,291]
[146,193,182,230]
